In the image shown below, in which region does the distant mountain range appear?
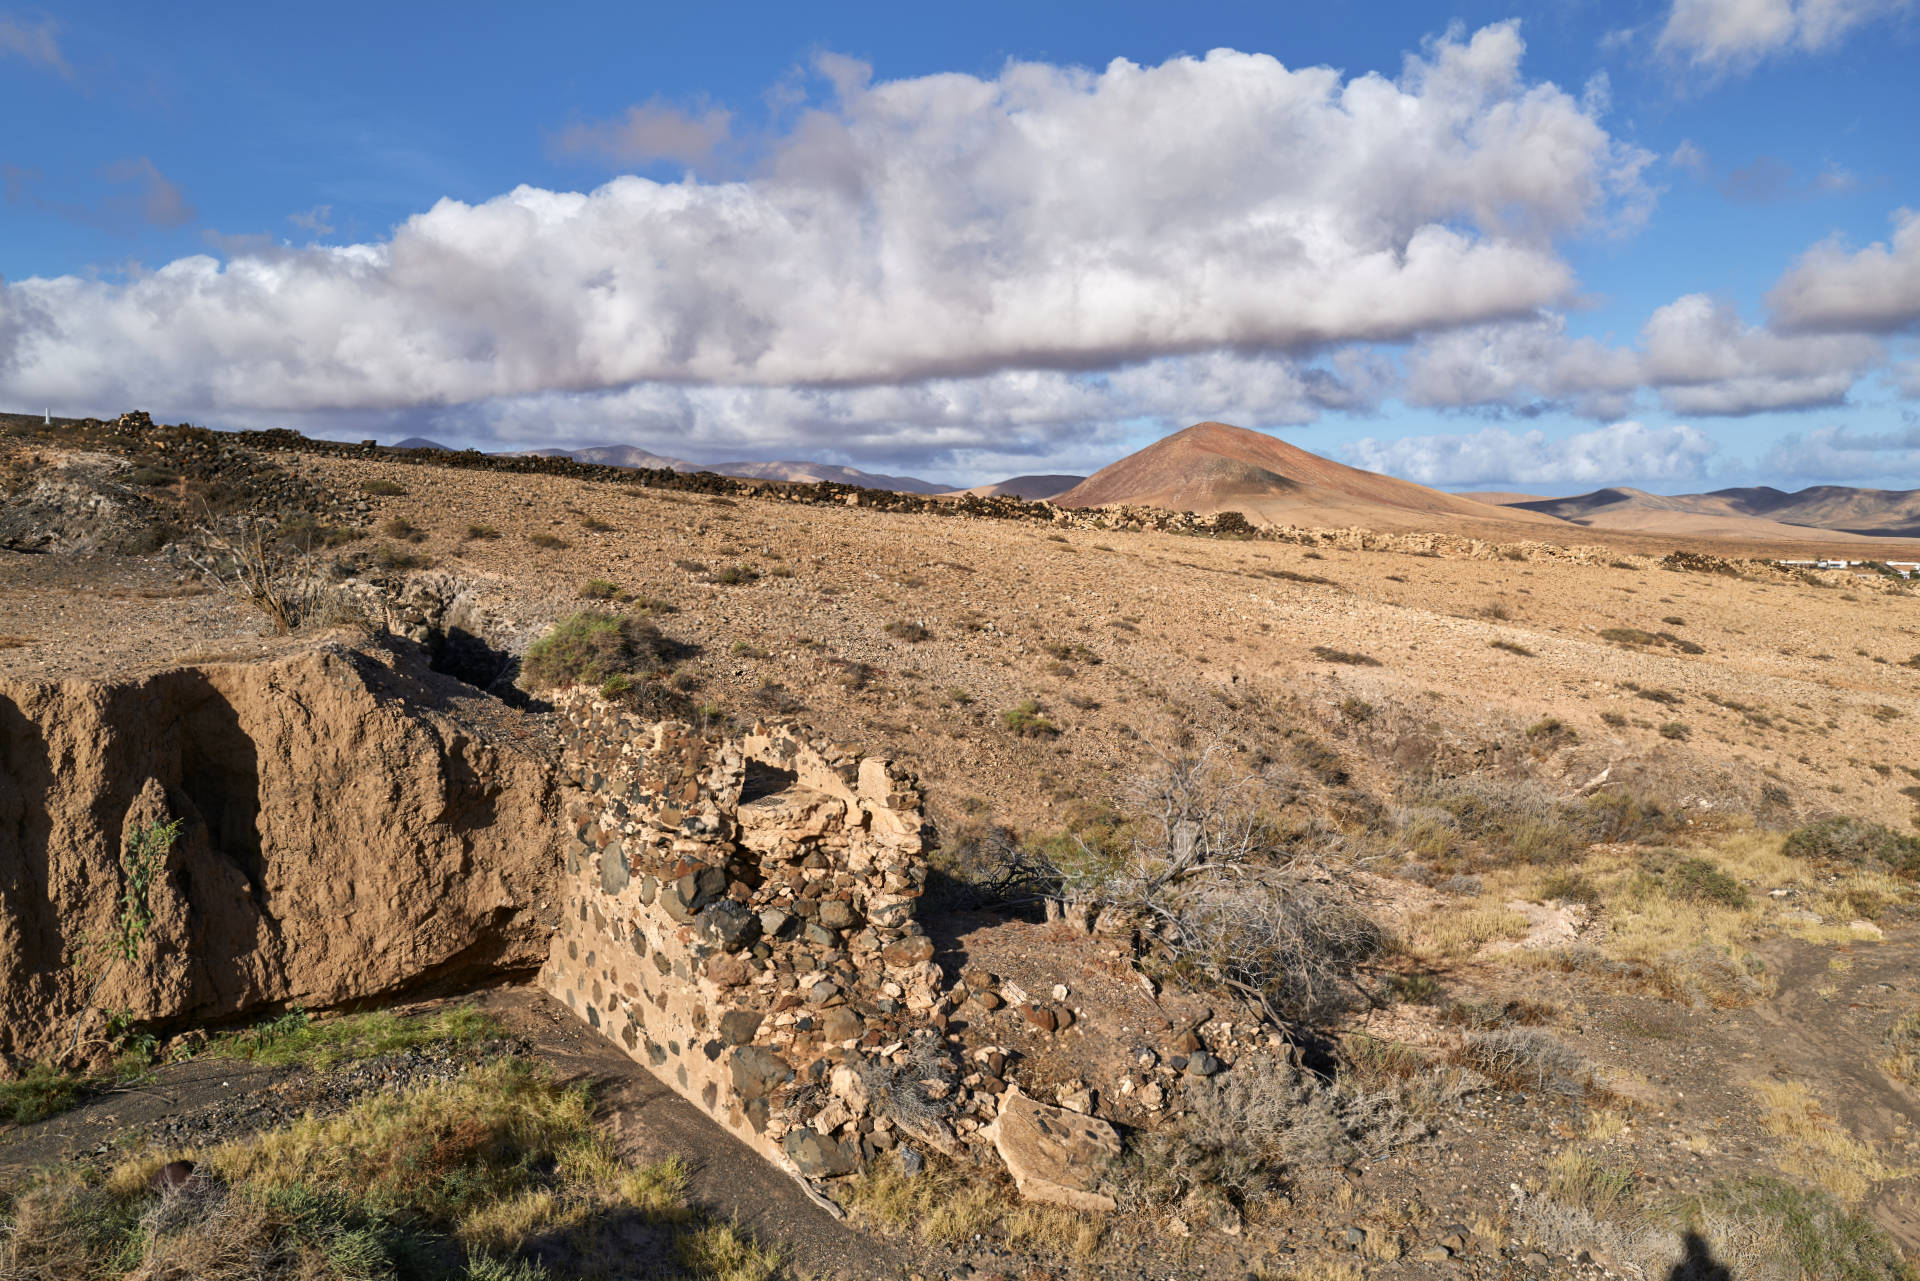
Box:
[943,474,1086,500]
[382,427,1920,545]
[1471,486,1920,543]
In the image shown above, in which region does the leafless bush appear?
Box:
[1457,1028,1590,1093]
[1047,744,1384,1025]
[180,516,365,635]
[855,1034,956,1133]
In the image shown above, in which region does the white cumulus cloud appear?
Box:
[0,24,1650,428]
[1767,208,1920,335]
[1343,421,1718,488]
[1655,0,1911,74]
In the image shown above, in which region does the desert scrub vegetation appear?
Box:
[527,532,569,550]
[882,619,930,642]
[1782,815,1920,875]
[359,478,408,496]
[0,1060,781,1281]
[379,516,426,543]
[1515,1172,1911,1281]
[999,699,1059,739]
[1033,746,1384,1024]
[710,564,760,585]
[1121,1046,1482,1230]
[1309,645,1379,666]
[575,577,620,600]
[520,610,669,691]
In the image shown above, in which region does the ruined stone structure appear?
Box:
[539,695,956,1178]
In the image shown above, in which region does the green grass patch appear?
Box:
[0,1059,782,1281]
[197,1005,504,1070]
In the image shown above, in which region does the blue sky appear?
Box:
[3,0,1918,492]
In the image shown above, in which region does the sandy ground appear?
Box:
[239,449,1920,836]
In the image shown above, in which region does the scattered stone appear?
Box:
[784,1128,857,1178]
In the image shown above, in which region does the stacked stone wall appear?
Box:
[539,694,945,1176]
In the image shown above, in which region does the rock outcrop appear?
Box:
[0,640,560,1064]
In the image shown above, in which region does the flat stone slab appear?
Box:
[986,1086,1121,1212]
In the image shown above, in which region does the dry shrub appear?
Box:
[1454,1028,1590,1093]
[1043,745,1383,1024]
[181,516,367,635]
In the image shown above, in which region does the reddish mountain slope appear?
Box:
[1053,422,1560,530]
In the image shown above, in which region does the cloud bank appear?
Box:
[0,24,1651,423]
[1343,421,1719,488]
[1405,293,1883,421]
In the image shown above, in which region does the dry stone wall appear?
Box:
[539,694,956,1177]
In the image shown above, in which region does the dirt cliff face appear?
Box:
[0,641,560,1064]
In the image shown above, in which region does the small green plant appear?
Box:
[579,515,615,533]
[578,578,621,600]
[1659,721,1690,740]
[463,523,501,541]
[521,610,664,690]
[600,673,635,700]
[884,620,931,642]
[1526,716,1573,742]
[1666,856,1748,907]
[361,478,408,496]
[1489,639,1535,657]
[944,686,974,707]
[730,640,770,660]
[379,517,425,543]
[1636,687,1683,705]
[528,532,569,550]
[1309,645,1380,666]
[1386,972,1441,1005]
[1539,870,1600,905]
[65,818,180,1063]
[371,543,433,572]
[1600,710,1627,727]
[1000,699,1059,738]
[1339,696,1375,722]
[1662,615,1686,626]
[713,564,760,585]
[0,1064,84,1124]
[1600,626,1660,646]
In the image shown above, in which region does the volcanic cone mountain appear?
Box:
[1053,421,1560,531]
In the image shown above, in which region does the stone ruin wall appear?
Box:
[538,693,951,1178]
